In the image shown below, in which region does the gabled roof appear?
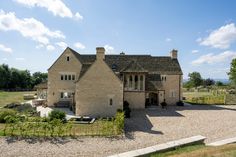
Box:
[49,47,183,78]
[120,60,148,73]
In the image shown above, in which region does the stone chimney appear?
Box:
[170,49,178,59]
[96,47,105,60]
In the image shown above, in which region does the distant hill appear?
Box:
[183,78,230,84]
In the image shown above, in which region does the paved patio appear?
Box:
[1,104,236,157]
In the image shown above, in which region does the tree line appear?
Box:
[184,58,236,89]
[0,64,47,90]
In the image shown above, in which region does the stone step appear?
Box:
[107,135,206,157]
[207,137,236,146]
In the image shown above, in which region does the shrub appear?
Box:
[161,101,167,109]
[115,111,124,134]
[49,110,66,121]
[176,101,184,106]
[123,101,131,118]
[0,109,17,123]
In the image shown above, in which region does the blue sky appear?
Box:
[0,0,236,79]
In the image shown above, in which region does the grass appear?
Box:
[0,91,36,108]
[183,91,225,105]
[151,144,236,157]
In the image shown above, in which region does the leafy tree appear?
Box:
[216,81,224,86]
[0,64,11,89]
[203,78,215,87]
[228,58,236,86]
[32,72,48,87]
[188,72,203,88]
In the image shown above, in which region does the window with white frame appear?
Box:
[124,74,145,91]
[169,90,176,98]
[60,92,72,99]
[60,74,76,81]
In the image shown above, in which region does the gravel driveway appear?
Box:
[1,104,236,157]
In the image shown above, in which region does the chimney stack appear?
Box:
[96,47,105,60]
[170,49,178,59]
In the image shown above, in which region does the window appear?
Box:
[109,99,113,106]
[61,75,63,80]
[124,75,128,88]
[72,75,75,80]
[60,92,72,99]
[67,56,70,61]
[161,75,167,81]
[68,75,71,80]
[135,75,138,90]
[129,75,133,88]
[170,90,176,98]
[65,75,67,80]
[140,75,143,90]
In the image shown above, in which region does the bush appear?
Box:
[115,111,124,134]
[176,101,184,106]
[49,110,66,121]
[0,109,17,123]
[123,101,131,118]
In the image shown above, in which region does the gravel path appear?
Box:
[1,105,236,157]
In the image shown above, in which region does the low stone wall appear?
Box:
[225,94,236,105]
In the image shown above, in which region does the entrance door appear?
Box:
[158,91,164,105]
[149,92,158,106]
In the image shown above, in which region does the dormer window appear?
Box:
[67,56,70,61]
[112,64,117,71]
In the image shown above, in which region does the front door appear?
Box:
[158,91,164,105]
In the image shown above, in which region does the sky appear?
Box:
[0,0,236,79]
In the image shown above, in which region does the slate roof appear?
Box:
[72,53,182,75]
[63,47,182,91]
[145,74,163,91]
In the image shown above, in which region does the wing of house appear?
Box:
[47,47,183,117]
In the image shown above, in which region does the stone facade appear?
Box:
[75,48,123,117]
[47,48,82,106]
[47,47,183,117]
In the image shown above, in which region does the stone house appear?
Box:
[47,47,183,117]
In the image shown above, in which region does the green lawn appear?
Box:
[151,144,236,157]
[0,91,36,108]
[183,91,225,105]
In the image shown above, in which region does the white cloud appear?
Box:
[36,44,44,49]
[15,0,83,20]
[191,51,236,65]
[46,45,55,51]
[198,23,236,49]
[56,41,67,49]
[0,10,65,45]
[2,58,8,61]
[75,12,83,20]
[165,38,172,42]
[104,44,115,54]
[191,50,199,54]
[74,42,85,49]
[0,44,12,53]
[15,57,25,61]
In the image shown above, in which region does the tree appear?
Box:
[228,58,236,86]
[188,72,203,88]
[216,81,224,86]
[0,64,11,89]
[203,78,215,87]
[32,72,48,87]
